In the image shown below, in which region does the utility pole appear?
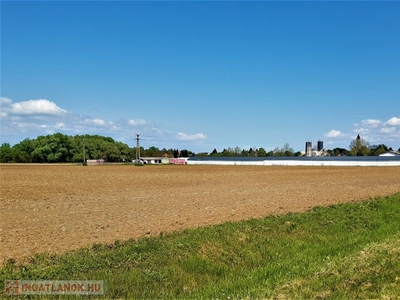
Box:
[83,138,86,163]
[135,134,140,163]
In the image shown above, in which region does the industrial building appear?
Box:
[305,140,327,157]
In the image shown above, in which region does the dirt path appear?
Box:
[1,164,399,264]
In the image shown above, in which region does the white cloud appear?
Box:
[176,132,207,141]
[15,122,37,129]
[1,98,12,117]
[55,122,66,129]
[361,119,381,128]
[381,127,396,134]
[9,99,67,115]
[128,119,146,126]
[108,122,119,130]
[0,97,210,150]
[152,128,162,135]
[325,130,342,138]
[385,117,400,126]
[0,97,12,105]
[92,118,105,125]
[83,118,107,126]
[354,128,369,134]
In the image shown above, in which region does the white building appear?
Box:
[379,152,400,157]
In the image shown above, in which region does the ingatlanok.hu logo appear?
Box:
[5,280,105,295]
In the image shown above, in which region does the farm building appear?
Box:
[169,158,188,165]
[86,159,105,165]
[137,157,188,164]
[379,152,400,157]
[139,157,170,164]
[186,156,400,166]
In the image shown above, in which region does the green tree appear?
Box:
[266,150,274,156]
[196,152,209,157]
[116,142,131,162]
[248,148,256,157]
[369,144,389,156]
[273,147,283,156]
[13,138,34,162]
[221,148,233,157]
[282,143,294,156]
[31,145,51,163]
[234,146,241,157]
[144,146,156,157]
[181,149,189,157]
[257,147,267,157]
[2,133,199,163]
[0,143,14,162]
[349,135,370,156]
[331,147,349,156]
[210,148,218,156]
[161,148,173,157]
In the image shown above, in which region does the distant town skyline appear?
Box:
[1,1,399,152]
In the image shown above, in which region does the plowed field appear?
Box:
[1,164,399,264]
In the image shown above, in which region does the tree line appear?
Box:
[0,133,192,163]
[197,137,399,157]
[197,143,301,157]
[0,133,398,163]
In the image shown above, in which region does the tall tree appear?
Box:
[210,148,218,156]
[349,135,370,156]
[234,146,241,157]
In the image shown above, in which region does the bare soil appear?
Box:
[1,164,399,264]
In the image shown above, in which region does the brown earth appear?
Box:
[1,164,399,264]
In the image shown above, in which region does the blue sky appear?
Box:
[1,1,399,153]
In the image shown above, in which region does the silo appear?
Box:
[305,141,312,156]
[317,140,324,151]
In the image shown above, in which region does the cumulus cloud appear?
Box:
[361,119,381,128]
[128,119,146,126]
[1,97,12,105]
[385,117,400,126]
[176,132,207,141]
[1,97,13,117]
[0,97,208,150]
[9,99,67,115]
[92,118,105,126]
[349,116,400,147]
[325,130,342,138]
[381,127,396,134]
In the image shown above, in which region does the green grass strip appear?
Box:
[1,193,399,299]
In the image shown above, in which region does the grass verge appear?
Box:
[1,193,399,299]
